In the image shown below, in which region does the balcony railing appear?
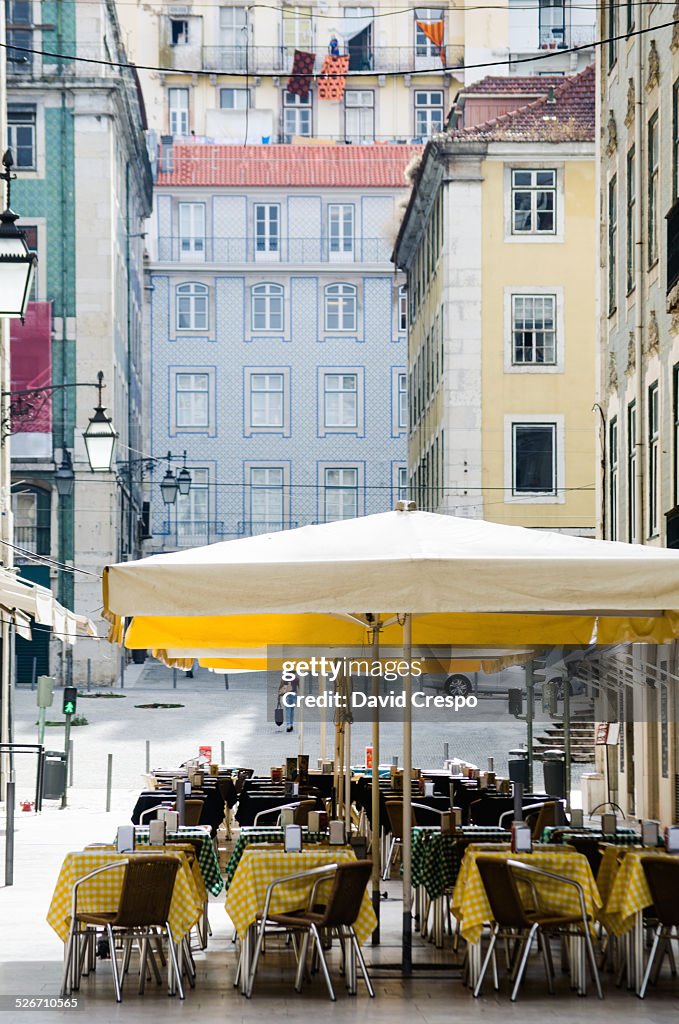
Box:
[14,524,50,559]
[156,236,394,264]
[239,520,299,536]
[201,45,457,75]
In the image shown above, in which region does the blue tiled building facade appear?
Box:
[146,145,412,549]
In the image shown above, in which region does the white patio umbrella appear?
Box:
[104,505,679,970]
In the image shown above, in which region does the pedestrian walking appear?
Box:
[278,670,299,732]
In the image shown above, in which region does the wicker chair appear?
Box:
[60,855,184,1003]
[474,856,602,1001]
[639,858,679,998]
[247,860,374,1000]
[293,799,318,826]
[181,799,204,827]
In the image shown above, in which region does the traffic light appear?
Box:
[62,686,78,716]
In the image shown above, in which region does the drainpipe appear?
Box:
[633,20,644,544]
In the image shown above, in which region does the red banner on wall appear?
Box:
[10,301,52,434]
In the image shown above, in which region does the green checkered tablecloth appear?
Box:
[540,826,641,846]
[411,826,512,899]
[134,827,224,896]
[224,828,325,891]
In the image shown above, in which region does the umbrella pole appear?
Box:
[371,617,381,944]
[563,679,571,812]
[402,613,412,974]
[344,717,351,835]
[526,661,534,791]
[320,671,327,762]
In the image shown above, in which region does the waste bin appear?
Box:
[508,747,529,788]
[543,748,566,798]
[43,750,67,800]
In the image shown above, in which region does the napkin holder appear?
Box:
[321,760,334,774]
[160,809,179,831]
[569,808,584,828]
[284,824,303,853]
[423,781,435,797]
[308,811,328,833]
[511,822,532,854]
[391,769,403,793]
[601,812,617,835]
[280,807,296,826]
[329,820,346,845]
[285,757,298,781]
[297,754,309,785]
[642,820,659,847]
[209,763,219,777]
[149,819,166,846]
[664,826,679,852]
[189,770,204,788]
[117,825,135,853]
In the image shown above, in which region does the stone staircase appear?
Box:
[533,719,596,763]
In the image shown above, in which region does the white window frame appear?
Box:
[7,103,36,169]
[219,6,248,70]
[324,283,357,332]
[219,87,250,109]
[318,366,364,437]
[168,87,190,137]
[251,282,284,332]
[414,8,444,57]
[322,466,359,522]
[398,284,407,332]
[504,165,564,244]
[176,282,209,331]
[175,373,209,430]
[283,90,312,141]
[414,89,444,138]
[282,5,313,50]
[176,467,210,545]
[170,366,216,436]
[178,202,205,261]
[244,367,291,437]
[248,465,286,534]
[328,204,355,261]
[503,287,564,373]
[504,414,565,503]
[324,373,358,429]
[344,90,374,144]
[254,203,280,260]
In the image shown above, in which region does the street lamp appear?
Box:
[54,449,75,498]
[83,371,117,471]
[0,151,37,321]
[160,451,179,505]
[177,450,192,497]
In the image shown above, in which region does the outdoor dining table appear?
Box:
[133,825,224,895]
[224,827,326,890]
[451,845,602,991]
[599,847,678,993]
[47,848,204,944]
[131,785,226,834]
[225,844,377,995]
[234,786,324,826]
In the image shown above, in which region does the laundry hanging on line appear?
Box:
[287,49,316,98]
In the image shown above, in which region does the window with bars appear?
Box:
[511,169,556,235]
[176,282,208,330]
[511,294,556,364]
[251,283,284,331]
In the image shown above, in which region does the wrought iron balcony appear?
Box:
[201,44,457,75]
[239,520,299,536]
[156,236,394,264]
[13,524,50,560]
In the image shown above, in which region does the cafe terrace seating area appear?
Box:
[45,756,679,1008]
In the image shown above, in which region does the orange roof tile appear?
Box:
[156,143,422,188]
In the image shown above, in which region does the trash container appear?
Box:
[43,750,67,800]
[508,747,529,788]
[543,748,566,798]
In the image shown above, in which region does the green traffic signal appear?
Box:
[64,701,76,715]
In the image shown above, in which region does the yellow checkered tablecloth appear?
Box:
[451,846,602,944]
[87,843,208,903]
[225,845,377,944]
[601,849,677,936]
[47,850,203,943]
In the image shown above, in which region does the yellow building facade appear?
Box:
[393,69,596,535]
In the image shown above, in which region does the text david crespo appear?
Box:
[279,690,479,711]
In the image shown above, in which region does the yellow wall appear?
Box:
[480,157,597,532]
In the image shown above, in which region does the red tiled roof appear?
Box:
[459,74,575,96]
[156,143,422,188]
[450,64,595,143]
